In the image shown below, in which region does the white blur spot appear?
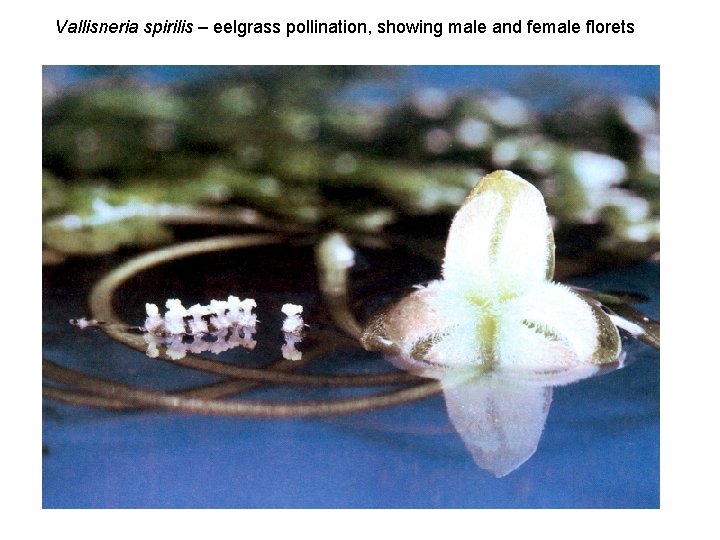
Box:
[412,88,450,118]
[493,140,519,167]
[642,135,660,175]
[482,95,531,127]
[623,222,659,242]
[619,97,658,134]
[571,151,627,190]
[605,189,651,222]
[238,145,263,167]
[455,119,491,148]
[60,214,84,229]
[527,148,553,173]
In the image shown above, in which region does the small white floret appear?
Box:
[187,303,210,334]
[282,303,303,317]
[165,298,187,314]
[225,295,242,324]
[164,299,188,335]
[143,303,165,334]
[209,299,228,315]
[237,298,258,327]
[281,303,304,334]
[209,299,230,330]
[69,317,98,329]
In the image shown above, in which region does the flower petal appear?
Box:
[495,282,621,370]
[442,170,555,298]
[360,281,487,376]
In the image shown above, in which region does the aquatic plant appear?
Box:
[42,68,659,264]
[361,170,622,379]
[350,170,658,475]
[55,169,659,477]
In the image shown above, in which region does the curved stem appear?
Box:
[43,358,440,418]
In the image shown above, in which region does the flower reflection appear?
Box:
[440,363,619,477]
[143,326,257,359]
[281,332,303,361]
[360,170,630,475]
[59,169,655,477]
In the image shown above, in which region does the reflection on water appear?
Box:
[281,332,303,361]
[357,278,643,476]
[138,327,304,361]
[45,235,659,507]
[350,170,649,476]
[443,374,551,477]
[429,363,620,477]
[142,327,259,359]
[58,228,652,482]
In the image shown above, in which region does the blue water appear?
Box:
[42,261,659,508]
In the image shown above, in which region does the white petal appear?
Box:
[442,170,554,298]
[360,281,486,376]
[496,282,620,370]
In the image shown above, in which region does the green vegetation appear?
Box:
[42,67,659,261]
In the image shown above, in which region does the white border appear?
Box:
[8,0,716,536]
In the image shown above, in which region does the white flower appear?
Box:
[163,299,188,335]
[281,303,304,334]
[236,298,258,327]
[361,170,621,375]
[187,303,211,334]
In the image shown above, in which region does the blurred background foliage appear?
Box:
[42,66,659,268]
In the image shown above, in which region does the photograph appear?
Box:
[42,65,660,508]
